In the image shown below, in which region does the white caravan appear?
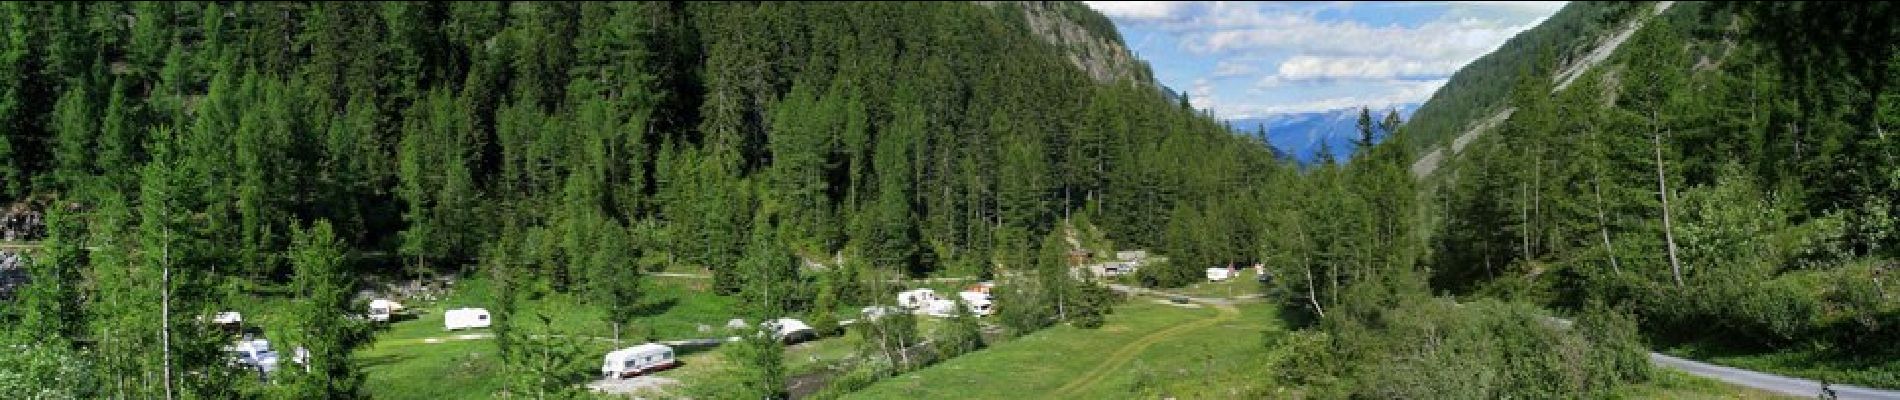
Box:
[922,297,992,318]
[226,337,281,375]
[443,308,492,330]
[600,343,677,378]
[1206,267,1234,282]
[367,299,403,322]
[957,291,995,316]
[896,289,943,309]
[765,318,816,344]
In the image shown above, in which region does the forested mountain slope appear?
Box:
[1403,2,1651,160]
[1422,0,1900,388]
[0,2,1298,397]
[1410,2,1673,178]
[977,1,1155,85]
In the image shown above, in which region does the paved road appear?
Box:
[1102,283,1242,306]
[1118,283,1900,398]
[1650,353,1900,399]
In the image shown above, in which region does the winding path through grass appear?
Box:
[1050,296,1241,397]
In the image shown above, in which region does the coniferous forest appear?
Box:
[2,1,1897,399]
[0,2,1302,398]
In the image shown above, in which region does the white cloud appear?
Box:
[1189,16,1534,62]
[1111,2,1560,119]
[1189,78,1216,110]
[1274,56,1465,80]
[1448,1,1568,13]
[1211,60,1261,78]
[1083,1,1190,21]
[1221,79,1448,118]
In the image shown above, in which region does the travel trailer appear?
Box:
[367,299,403,322]
[443,308,492,330]
[896,288,943,309]
[226,337,281,376]
[958,291,995,316]
[600,343,677,378]
[1206,267,1234,282]
[766,318,816,344]
[213,311,243,325]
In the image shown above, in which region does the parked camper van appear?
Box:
[896,289,942,309]
[601,343,677,379]
[443,308,491,330]
[1206,267,1234,282]
[368,299,403,322]
[765,318,816,344]
[226,337,281,375]
[213,311,243,325]
[957,291,995,316]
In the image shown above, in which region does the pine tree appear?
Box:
[589,221,644,346]
[282,220,371,399]
[936,296,987,357]
[19,204,86,343]
[1354,106,1375,154]
[0,2,30,198]
[860,102,922,274]
[50,83,96,186]
[1380,109,1402,137]
[397,89,481,270]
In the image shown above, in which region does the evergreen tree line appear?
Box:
[0,2,1286,397]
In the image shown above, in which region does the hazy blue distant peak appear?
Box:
[1226,103,1418,164]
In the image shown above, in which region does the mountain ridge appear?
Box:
[1226,104,1419,164]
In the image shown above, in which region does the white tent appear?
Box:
[601,343,677,379]
[443,308,491,330]
[213,311,243,325]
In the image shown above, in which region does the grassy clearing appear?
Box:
[1169,268,1268,299]
[1068,303,1278,399]
[843,301,1221,399]
[353,273,745,399]
[358,334,515,399]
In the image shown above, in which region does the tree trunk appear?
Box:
[161,222,174,400]
[1520,182,1532,263]
[1328,259,1339,308]
[613,322,621,347]
[1591,174,1622,275]
[1303,257,1324,317]
[1533,140,1543,256]
[1654,127,1685,287]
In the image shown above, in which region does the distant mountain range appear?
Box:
[1226,104,1419,164]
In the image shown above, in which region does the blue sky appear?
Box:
[1084,1,1566,119]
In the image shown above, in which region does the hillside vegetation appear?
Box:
[1402,2,1647,156]
[1422,1,1900,388]
[0,2,1294,398]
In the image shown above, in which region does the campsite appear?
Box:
[5,2,1897,399]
